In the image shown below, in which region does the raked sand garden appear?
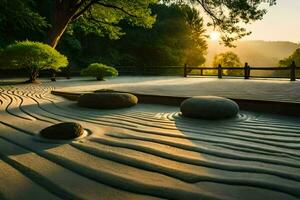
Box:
[0,77,300,200]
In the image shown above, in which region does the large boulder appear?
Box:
[180,96,239,119]
[40,122,84,140]
[78,92,138,109]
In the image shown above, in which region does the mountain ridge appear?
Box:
[206,40,300,66]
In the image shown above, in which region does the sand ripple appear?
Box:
[0,84,299,200]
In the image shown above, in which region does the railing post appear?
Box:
[184,63,187,77]
[244,62,250,79]
[218,64,222,79]
[66,67,71,79]
[51,70,56,82]
[290,61,296,81]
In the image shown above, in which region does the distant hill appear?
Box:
[206,40,300,67]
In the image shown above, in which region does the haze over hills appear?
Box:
[206,40,300,67]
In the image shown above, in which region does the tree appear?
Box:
[61,4,207,70]
[81,63,118,80]
[0,0,48,47]
[0,0,275,49]
[182,4,207,66]
[46,0,157,48]
[47,0,275,48]
[108,4,207,67]
[0,41,68,82]
[279,48,300,67]
[213,51,242,76]
[166,0,276,46]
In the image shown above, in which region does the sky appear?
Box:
[243,0,300,43]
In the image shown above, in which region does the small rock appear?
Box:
[40,122,84,140]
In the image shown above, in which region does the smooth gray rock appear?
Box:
[40,122,84,140]
[78,92,138,109]
[180,96,239,119]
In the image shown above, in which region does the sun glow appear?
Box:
[210,31,220,41]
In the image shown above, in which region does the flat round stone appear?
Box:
[78,92,138,109]
[40,122,84,140]
[180,96,239,119]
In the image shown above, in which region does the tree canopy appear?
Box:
[0,0,48,46]
[213,51,242,67]
[213,51,242,75]
[279,48,300,67]
[0,0,275,48]
[0,41,68,82]
[110,4,207,66]
[57,4,207,68]
[167,0,276,46]
[45,0,275,47]
[45,0,157,48]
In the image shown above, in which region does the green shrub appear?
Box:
[0,41,68,82]
[81,63,118,81]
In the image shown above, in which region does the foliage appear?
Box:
[279,48,300,67]
[72,0,157,40]
[72,4,207,68]
[0,0,48,46]
[81,63,118,80]
[0,41,68,81]
[126,4,206,66]
[0,41,68,70]
[184,5,207,65]
[46,0,158,47]
[0,0,274,49]
[212,51,242,76]
[165,0,276,46]
[0,0,275,76]
[213,51,242,67]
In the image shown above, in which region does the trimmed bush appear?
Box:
[81,63,118,81]
[40,122,84,140]
[0,41,68,83]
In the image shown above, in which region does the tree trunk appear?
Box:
[46,0,81,81]
[47,0,79,48]
[26,68,39,83]
[51,70,56,82]
[48,23,68,48]
[48,13,74,48]
[96,77,105,81]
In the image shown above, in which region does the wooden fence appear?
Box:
[2,62,296,80]
[184,61,299,81]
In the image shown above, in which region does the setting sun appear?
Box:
[210,31,220,41]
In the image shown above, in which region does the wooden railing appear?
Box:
[3,62,293,80]
[184,61,299,81]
